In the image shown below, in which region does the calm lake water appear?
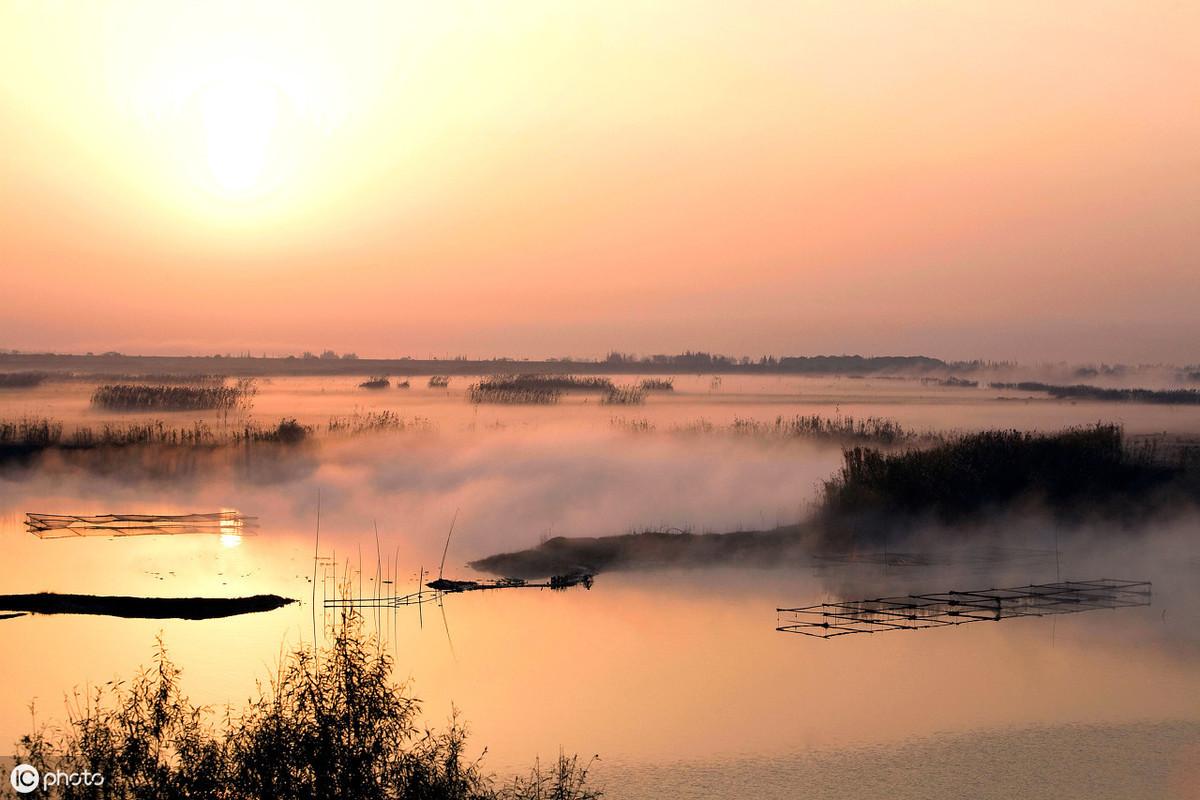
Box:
[2,375,1198,797]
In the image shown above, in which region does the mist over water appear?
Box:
[2,374,1199,797]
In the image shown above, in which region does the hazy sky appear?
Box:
[1,1,1197,363]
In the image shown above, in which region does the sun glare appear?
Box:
[201,78,280,196]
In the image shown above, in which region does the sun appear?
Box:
[199,77,281,197]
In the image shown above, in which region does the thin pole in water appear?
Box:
[439,508,460,582]
[311,488,321,655]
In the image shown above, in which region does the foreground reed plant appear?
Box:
[17,611,600,800]
[636,378,673,392]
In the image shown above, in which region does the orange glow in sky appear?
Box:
[1,1,1197,361]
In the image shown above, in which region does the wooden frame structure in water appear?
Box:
[25,511,258,538]
[776,579,1151,638]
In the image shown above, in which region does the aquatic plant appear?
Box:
[474,374,614,393]
[637,378,674,392]
[429,376,451,388]
[360,376,391,389]
[232,418,311,444]
[16,611,600,800]
[327,411,432,434]
[90,380,255,411]
[600,386,646,405]
[819,424,1184,522]
[468,384,562,405]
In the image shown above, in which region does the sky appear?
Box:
[1,1,1197,363]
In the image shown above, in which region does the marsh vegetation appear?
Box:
[991,382,1200,405]
[90,381,255,411]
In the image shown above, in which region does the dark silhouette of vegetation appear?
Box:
[360,377,391,389]
[636,378,673,392]
[237,418,310,444]
[474,375,614,393]
[0,371,47,388]
[429,376,451,388]
[468,385,561,405]
[17,612,600,799]
[922,376,978,388]
[0,417,314,463]
[990,382,1200,405]
[819,424,1185,523]
[91,381,255,411]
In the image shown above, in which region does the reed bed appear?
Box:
[990,381,1200,405]
[0,417,315,460]
[327,410,433,434]
[819,423,1183,522]
[91,379,254,411]
[0,371,47,389]
[611,413,931,446]
[468,384,562,405]
[730,414,922,445]
[600,385,646,405]
[637,377,674,392]
[428,375,451,388]
[475,374,615,393]
[360,376,391,389]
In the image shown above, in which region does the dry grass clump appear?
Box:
[0,372,47,389]
[360,376,391,389]
[429,376,451,388]
[637,378,674,392]
[91,380,255,411]
[17,611,600,800]
[600,386,646,405]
